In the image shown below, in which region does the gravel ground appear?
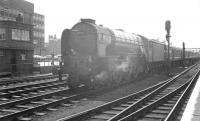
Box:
[31,67,186,121]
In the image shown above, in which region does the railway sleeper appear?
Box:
[8,90,18,93]
[12,95,22,98]
[127,101,136,104]
[91,113,113,120]
[102,110,121,115]
[149,98,162,102]
[29,92,39,95]
[120,103,131,107]
[152,95,164,99]
[1,108,19,113]
[155,93,167,96]
[31,101,47,105]
[112,106,126,111]
[162,103,174,107]
[16,89,26,92]
[1,97,11,101]
[15,105,34,109]
[101,111,116,117]
[151,109,170,114]
[21,93,29,96]
[0,92,8,95]
[37,90,46,93]
[18,116,32,121]
[42,98,57,102]
[137,117,161,121]
[170,97,180,101]
[133,98,141,101]
[166,100,176,103]
[61,103,73,107]
[70,100,80,103]
[157,106,171,110]
[33,111,46,116]
[144,112,166,119]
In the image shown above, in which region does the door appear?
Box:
[11,50,17,73]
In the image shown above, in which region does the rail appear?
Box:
[56,64,196,121]
[119,66,200,121]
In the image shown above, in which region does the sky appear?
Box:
[27,0,200,48]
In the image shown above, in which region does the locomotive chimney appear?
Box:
[81,18,96,24]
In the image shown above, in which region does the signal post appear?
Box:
[165,20,171,75]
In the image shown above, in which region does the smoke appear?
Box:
[92,57,135,86]
[115,61,129,72]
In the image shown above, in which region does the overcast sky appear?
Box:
[27,0,200,48]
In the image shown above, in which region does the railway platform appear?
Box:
[181,74,200,121]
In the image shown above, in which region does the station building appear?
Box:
[0,0,34,75]
[0,0,34,24]
[33,13,45,55]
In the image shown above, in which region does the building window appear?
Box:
[0,49,5,56]
[34,39,38,44]
[0,28,6,40]
[21,51,26,60]
[12,29,30,41]
[0,8,4,17]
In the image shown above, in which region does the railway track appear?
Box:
[119,67,200,121]
[0,73,117,121]
[0,76,68,101]
[57,64,200,121]
[0,64,198,121]
[0,86,86,121]
[0,74,71,121]
[0,74,68,88]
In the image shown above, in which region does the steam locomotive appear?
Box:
[60,19,198,88]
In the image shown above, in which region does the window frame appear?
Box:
[0,28,6,40]
[0,49,6,56]
[11,28,30,41]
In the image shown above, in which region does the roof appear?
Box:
[111,29,141,44]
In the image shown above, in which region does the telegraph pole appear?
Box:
[165,20,171,75]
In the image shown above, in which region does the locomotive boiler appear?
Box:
[61,19,146,88]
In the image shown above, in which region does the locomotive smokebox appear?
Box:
[81,18,96,24]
